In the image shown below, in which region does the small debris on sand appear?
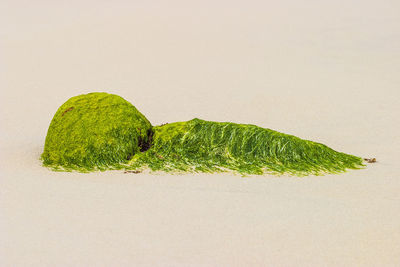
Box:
[364,158,377,163]
[124,170,142,174]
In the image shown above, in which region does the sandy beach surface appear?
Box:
[1,1,399,266]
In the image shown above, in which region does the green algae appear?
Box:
[128,119,364,176]
[41,92,152,171]
[42,93,365,175]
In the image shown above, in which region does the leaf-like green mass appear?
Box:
[41,93,364,175]
[129,119,365,176]
[41,92,152,171]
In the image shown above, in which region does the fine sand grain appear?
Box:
[1,1,399,266]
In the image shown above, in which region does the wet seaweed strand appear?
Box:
[128,118,365,176]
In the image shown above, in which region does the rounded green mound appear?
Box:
[41,92,152,171]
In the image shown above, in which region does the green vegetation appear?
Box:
[41,92,152,171]
[42,93,365,175]
[128,119,364,176]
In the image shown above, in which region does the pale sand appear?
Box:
[1,1,400,266]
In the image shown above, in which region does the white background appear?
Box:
[1,0,399,266]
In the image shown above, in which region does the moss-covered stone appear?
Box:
[41,92,152,171]
[41,92,365,175]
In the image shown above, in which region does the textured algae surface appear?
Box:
[42,93,365,175]
[129,119,364,176]
[41,93,152,171]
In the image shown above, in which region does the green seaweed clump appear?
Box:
[129,119,364,176]
[42,92,365,176]
[41,92,152,171]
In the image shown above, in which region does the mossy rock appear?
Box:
[41,92,365,175]
[41,92,152,171]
